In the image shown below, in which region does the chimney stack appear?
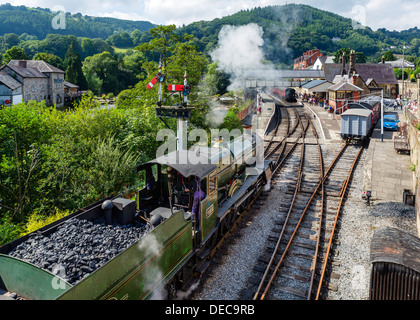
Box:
[341,51,346,76]
[348,50,356,76]
[18,60,27,68]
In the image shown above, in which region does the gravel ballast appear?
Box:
[194,141,417,300]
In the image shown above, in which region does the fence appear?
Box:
[237,100,255,121]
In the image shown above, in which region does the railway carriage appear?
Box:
[340,109,373,141]
[0,134,273,300]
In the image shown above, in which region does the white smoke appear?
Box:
[137,233,166,300]
[209,7,303,90]
[205,100,228,128]
[210,23,268,91]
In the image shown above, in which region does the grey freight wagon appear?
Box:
[341,109,373,141]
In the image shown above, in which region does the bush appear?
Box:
[20,209,70,236]
[219,107,243,132]
[0,218,22,246]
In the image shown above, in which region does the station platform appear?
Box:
[362,108,414,203]
[303,102,342,143]
[251,100,276,137]
[302,101,414,203]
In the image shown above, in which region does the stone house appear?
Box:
[0,60,68,108]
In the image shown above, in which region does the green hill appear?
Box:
[176,4,420,65]
[1,3,420,66]
[0,3,156,39]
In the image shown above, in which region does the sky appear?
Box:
[1,0,419,32]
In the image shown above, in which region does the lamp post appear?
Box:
[402,49,405,103]
[381,89,384,142]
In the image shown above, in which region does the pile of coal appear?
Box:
[8,218,148,285]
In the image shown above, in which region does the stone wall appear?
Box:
[399,80,419,100]
[22,78,48,103]
[405,108,420,236]
[48,73,65,107]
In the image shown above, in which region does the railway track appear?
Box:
[195,95,364,301]
[240,140,363,300]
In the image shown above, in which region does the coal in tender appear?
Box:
[8,217,148,285]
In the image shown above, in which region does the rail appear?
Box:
[253,139,364,300]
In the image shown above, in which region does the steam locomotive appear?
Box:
[271,88,297,103]
[0,133,272,300]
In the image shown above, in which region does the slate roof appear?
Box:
[324,63,398,85]
[384,59,415,69]
[8,60,65,74]
[328,80,364,92]
[302,79,329,89]
[0,73,22,90]
[5,64,47,79]
[64,81,79,88]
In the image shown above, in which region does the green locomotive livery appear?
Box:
[0,134,272,300]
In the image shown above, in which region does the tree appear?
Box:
[383,50,396,61]
[64,42,88,90]
[83,52,119,94]
[2,33,20,51]
[3,46,30,64]
[80,38,114,60]
[219,107,242,132]
[202,62,230,96]
[136,25,178,73]
[33,52,64,70]
[0,102,50,221]
[394,68,409,80]
[122,51,146,78]
[107,32,133,48]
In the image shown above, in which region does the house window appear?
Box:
[31,85,35,92]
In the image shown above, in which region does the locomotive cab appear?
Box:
[136,150,218,241]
